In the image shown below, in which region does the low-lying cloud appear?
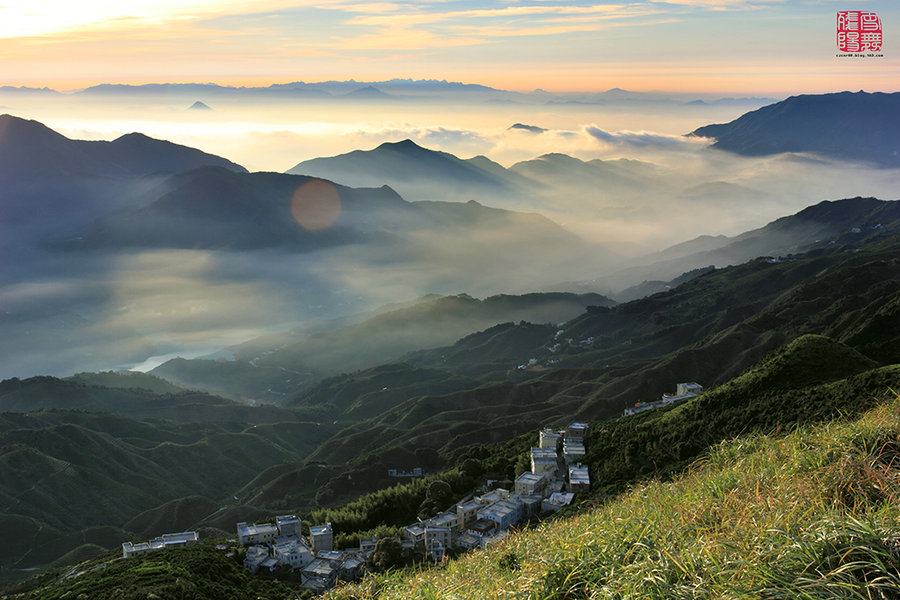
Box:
[585,125,713,150]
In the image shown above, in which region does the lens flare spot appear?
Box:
[291,180,341,230]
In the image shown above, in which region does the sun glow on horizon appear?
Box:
[0,0,897,96]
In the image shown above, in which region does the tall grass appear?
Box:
[327,392,900,600]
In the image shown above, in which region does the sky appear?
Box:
[1,0,898,94]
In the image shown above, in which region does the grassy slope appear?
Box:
[327,392,900,599]
[5,545,295,600]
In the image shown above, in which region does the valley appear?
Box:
[2,89,900,597]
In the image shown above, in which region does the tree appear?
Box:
[369,537,404,572]
[460,458,484,479]
[426,480,452,505]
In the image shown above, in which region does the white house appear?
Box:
[273,539,314,569]
[676,382,703,396]
[244,545,271,573]
[237,522,278,546]
[563,438,586,465]
[457,500,482,528]
[276,514,302,538]
[566,422,589,439]
[539,428,561,450]
[514,472,547,496]
[569,464,590,493]
[530,447,558,475]
[309,522,333,553]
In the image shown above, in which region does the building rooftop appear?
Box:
[304,558,338,577]
[237,522,278,536]
[569,465,590,485]
[276,514,300,525]
[309,523,333,535]
[428,513,458,527]
[546,492,575,506]
[531,447,557,459]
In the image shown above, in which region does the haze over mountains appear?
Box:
[2,85,900,596]
[2,193,899,586]
[2,89,900,380]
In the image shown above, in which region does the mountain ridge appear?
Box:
[691,91,900,167]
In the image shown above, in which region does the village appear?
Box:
[120,420,593,594]
[623,382,703,416]
[118,382,702,594]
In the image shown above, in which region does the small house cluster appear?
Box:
[237,516,367,593]
[399,422,591,559]
[623,382,703,417]
[231,423,593,591]
[122,531,199,558]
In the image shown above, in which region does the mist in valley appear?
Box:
[2,86,899,381]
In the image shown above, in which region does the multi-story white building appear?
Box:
[531,447,558,475]
[457,500,482,528]
[514,472,547,496]
[563,438,586,465]
[539,428,561,450]
[237,522,278,546]
[309,522,334,553]
[275,514,302,538]
[566,422,589,440]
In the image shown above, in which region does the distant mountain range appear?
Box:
[0,81,777,108]
[0,115,603,380]
[287,138,658,210]
[692,91,900,167]
[71,79,501,98]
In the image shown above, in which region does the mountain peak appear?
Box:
[343,85,392,99]
[378,138,427,153]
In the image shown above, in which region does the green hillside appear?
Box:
[267,333,899,548]
[240,227,900,511]
[150,291,613,401]
[326,391,900,599]
[5,545,294,600]
[0,408,335,578]
[2,198,899,590]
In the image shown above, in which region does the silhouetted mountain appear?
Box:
[0,85,60,95]
[188,100,212,110]
[72,168,394,250]
[0,114,246,179]
[76,79,502,99]
[692,91,900,166]
[72,166,580,252]
[287,139,518,198]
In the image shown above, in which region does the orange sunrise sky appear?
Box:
[0,0,898,94]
